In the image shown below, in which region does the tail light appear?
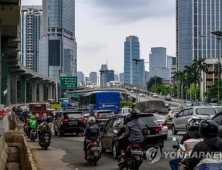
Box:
[162,121,167,126]
[93,141,98,146]
[95,116,101,119]
[78,117,85,122]
[61,119,68,122]
[44,133,48,136]
[154,127,162,132]
[171,110,175,114]
[133,144,140,147]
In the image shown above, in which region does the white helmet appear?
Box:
[87,117,96,125]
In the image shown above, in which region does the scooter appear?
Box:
[39,132,51,150]
[30,128,37,142]
[85,140,102,166]
[114,130,144,170]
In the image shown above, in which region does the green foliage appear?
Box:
[186,83,199,100]
[147,76,162,92]
[156,84,170,96]
[120,101,135,108]
[208,80,222,99]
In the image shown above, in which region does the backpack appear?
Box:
[41,122,49,133]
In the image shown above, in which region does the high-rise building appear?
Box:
[149,47,170,80]
[145,71,150,85]
[89,72,97,84]
[105,70,114,83]
[124,36,145,87]
[176,0,222,70]
[77,72,84,84]
[20,6,42,72]
[114,74,119,81]
[100,64,108,87]
[39,0,77,79]
[119,73,124,83]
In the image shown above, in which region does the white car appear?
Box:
[153,114,168,139]
[153,93,158,98]
[140,94,145,97]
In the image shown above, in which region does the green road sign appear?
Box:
[60,77,77,89]
[64,93,79,98]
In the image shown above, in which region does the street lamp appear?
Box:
[132,58,142,103]
[200,31,222,101]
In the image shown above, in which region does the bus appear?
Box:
[59,98,71,108]
[79,91,120,113]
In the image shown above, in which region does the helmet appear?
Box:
[124,114,132,124]
[187,119,200,131]
[131,109,141,119]
[42,116,47,121]
[199,120,218,138]
[87,117,96,125]
[30,114,35,119]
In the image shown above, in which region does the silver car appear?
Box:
[153,114,168,140]
[171,106,218,135]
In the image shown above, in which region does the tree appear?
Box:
[214,62,222,77]
[147,76,162,92]
[208,80,222,100]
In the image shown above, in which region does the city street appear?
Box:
[26,129,185,170]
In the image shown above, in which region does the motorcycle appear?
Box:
[85,140,102,166]
[24,123,29,136]
[39,132,51,150]
[30,128,37,142]
[114,130,144,170]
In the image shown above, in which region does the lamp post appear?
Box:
[132,59,142,103]
[201,31,222,101]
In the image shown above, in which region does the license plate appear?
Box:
[91,147,100,151]
[69,121,78,125]
[44,137,49,140]
[131,150,143,155]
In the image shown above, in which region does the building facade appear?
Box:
[39,0,77,80]
[89,72,97,84]
[149,47,170,80]
[114,74,119,81]
[176,0,222,70]
[124,36,145,87]
[77,71,84,84]
[20,6,42,72]
[119,73,124,83]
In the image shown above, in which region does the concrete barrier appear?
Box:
[0,133,9,170]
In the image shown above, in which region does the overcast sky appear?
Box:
[21,0,175,77]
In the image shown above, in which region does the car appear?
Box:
[131,90,135,93]
[182,101,193,107]
[76,108,91,118]
[90,110,115,130]
[212,112,222,139]
[166,107,182,125]
[153,93,158,98]
[212,106,222,113]
[165,94,172,101]
[171,106,218,135]
[153,114,168,139]
[209,103,219,106]
[117,108,132,115]
[101,113,165,159]
[140,94,145,97]
[54,111,85,137]
[192,102,208,106]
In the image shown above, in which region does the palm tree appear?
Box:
[173,71,186,100]
[214,62,222,77]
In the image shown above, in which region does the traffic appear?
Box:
[12,91,222,170]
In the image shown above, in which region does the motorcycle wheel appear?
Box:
[44,146,48,150]
[93,156,97,166]
[132,157,139,170]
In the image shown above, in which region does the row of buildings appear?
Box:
[20,0,77,80]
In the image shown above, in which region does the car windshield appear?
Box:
[98,111,113,116]
[172,108,181,112]
[154,114,163,120]
[64,113,82,119]
[139,116,158,127]
[196,108,216,115]
[215,107,222,112]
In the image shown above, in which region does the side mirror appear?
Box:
[174,113,178,117]
[113,130,118,134]
[172,137,177,142]
[179,144,185,152]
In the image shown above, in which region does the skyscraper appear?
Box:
[89,72,97,84]
[176,0,222,70]
[114,74,119,81]
[124,36,145,87]
[77,72,84,84]
[20,6,42,72]
[39,0,77,79]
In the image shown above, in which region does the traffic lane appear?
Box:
[53,135,178,170]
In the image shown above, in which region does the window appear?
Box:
[183,109,189,116]
[178,111,184,117]
[189,109,193,115]
[196,108,216,115]
[63,113,82,119]
[113,118,124,128]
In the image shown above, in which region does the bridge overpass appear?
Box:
[0,0,59,105]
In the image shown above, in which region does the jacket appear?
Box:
[180,131,201,144]
[186,137,222,170]
[84,124,100,143]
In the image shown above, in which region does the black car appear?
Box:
[90,110,115,130]
[77,108,91,118]
[101,113,165,159]
[54,111,85,137]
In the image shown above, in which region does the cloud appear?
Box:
[80,38,108,52]
[82,0,175,23]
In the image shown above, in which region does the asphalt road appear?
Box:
[27,129,185,170]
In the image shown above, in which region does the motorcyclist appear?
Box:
[169,119,201,170]
[81,116,100,159]
[38,116,51,141]
[116,114,132,164]
[184,120,222,170]
[27,114,38,138]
